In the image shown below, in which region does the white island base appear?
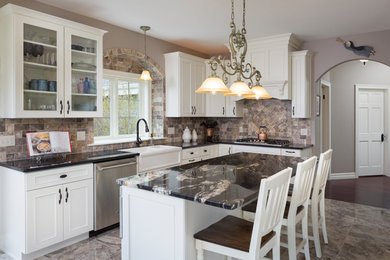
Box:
[121,186,242,260]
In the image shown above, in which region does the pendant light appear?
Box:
[196,0,272,100]
[139,26,152,81]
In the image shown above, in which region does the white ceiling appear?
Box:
[37,0,390,55]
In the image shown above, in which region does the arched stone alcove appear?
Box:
[103,48,165,138]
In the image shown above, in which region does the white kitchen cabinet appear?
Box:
[246,33,302,100]
[181,145,219,165]
[26,185,64,253]
[290,50,312,118]
[204,61,243,117]
[281,148,312,158]
[232,145,282,155]
[165,52,206,117]
[0,4,105,118]
[63,179,93,240]
[0,164,93,259]
[218,144,233,156]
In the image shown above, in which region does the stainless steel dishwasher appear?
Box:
[94,157,137,231]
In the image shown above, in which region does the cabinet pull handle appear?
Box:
[191,106,194,115]
[60,100,63,114]
[204,150,208,153]
[189,159,195,162]
[65,187,69,203]
[194,106,197,115]
[60,174,67,178]
[59,189,62,205]
[293,106,295,116]
[286,151,295,154]
[223,107,225,115]
[190,152,194,155]
[233,107,235,115]
[67,101,70,114]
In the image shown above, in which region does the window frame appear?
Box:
[94,69,152,143]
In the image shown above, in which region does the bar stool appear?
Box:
[242,156,317,260]
[194,167,292,260]
[310,149,333,258]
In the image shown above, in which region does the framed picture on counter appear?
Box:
[26,131,72,156]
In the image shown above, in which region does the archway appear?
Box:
[315,59,390,179]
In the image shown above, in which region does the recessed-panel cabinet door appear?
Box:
[63,179,93,240]
[192,61,206,116]
[180,59,193,116]
[26,185,63,253]
[15,15,64,118]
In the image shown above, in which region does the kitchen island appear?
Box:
[118,153,302,260]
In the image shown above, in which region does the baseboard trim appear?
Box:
[329,172,357,180]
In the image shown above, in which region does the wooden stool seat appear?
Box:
[194,215,275,252]
[242,201,304,219]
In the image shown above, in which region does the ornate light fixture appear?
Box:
[197,0,271,99]
[139,26,152,81]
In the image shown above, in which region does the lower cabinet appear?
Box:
[181,145,219,165]
[26,177,93,253]
[0,164,93,259]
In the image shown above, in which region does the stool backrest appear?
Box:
[289,156,317,214]
[312,149,333,201]
[249,167,292,258]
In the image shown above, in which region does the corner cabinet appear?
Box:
[0,4,106,118]
[165,52,206,117]
[290,50,312,118]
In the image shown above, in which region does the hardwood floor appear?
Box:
[325,175,390,209]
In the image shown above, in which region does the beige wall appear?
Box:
[0,0,209,71]
[326,60,390,174]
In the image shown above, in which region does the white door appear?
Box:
[26,185,63,253]
[63,179,93,239]
[356,88,385,176]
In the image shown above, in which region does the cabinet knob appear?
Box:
[60,174,67,178]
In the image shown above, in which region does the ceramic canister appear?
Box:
[182,127,191,143]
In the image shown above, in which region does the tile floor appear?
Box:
[1,199,390,259]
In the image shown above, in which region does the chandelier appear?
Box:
[196,0,271,99]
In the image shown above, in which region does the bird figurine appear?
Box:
[336,38,375,57]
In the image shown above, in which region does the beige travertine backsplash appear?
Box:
[0,48,311,162]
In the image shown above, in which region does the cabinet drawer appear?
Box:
[200,147,211,157]
[182,148,201,160]
[26,164,93,191]
[232,145,281,155]
[281,149,301,157]
[181,157,201,165]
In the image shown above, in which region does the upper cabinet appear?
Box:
[165,52,206,117]
[290,50,312,118]
[204,61,243,117]
[0,4,106,118]
[246,33,302,100]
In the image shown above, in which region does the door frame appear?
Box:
[319,79,332,154]
[355,84,389,177]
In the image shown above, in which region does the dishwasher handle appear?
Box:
[96,162,137,171]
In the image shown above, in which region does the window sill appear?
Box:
[90,137,167,146]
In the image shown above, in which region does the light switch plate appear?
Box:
[168,127,175,135]
[0,135,15,147]
[239,126,244,133]
[77,131,86,141]
[301,129,308,136]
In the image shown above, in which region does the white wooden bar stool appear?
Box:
[310,149,333,258]
[194,167,292,260]
[242,156,317,260]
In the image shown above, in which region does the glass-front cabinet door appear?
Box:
[15,15,64,117]
[64,28,102,117]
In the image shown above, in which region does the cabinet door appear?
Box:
[206,94,226,117]
[180,58,193,116]
[291,51,311,118]
[64,27,103,118]
[63,179,93,240]
[226,96,241,117]
[15,15,64,118]
[26,185,63,253]
[192,61,206,116]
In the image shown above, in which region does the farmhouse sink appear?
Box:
[119,145,182,173]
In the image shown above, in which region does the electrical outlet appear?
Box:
[168,127,175,135]
[0,135,15,147]
[239,126,244,132]
[301,129,308,136]
[77,131,86,141]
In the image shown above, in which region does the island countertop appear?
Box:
[118,152,302,210]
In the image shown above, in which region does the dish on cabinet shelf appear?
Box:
[72,62,96,71]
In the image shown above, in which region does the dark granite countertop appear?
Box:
[171,140,313,150]
[0,150,139,173]
[118,152,302,210]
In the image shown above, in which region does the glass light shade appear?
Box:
[224,81,253,97]
[139,70,152,81]
[196,76,231,94]
[243,85,272,99]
